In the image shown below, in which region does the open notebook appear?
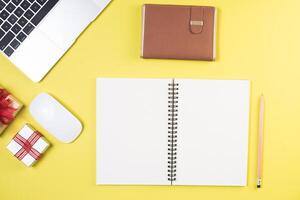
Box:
[96,78,250,186]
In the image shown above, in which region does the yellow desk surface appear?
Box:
[1,0,300,199]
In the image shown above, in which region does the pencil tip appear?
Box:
[257,185,261,188]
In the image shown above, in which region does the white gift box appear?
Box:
[7,124,50,167]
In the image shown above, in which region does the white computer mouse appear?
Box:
[29,93,82,143]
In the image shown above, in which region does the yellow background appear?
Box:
[1,0,300,199]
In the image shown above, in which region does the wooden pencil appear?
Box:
[257,94,264,188]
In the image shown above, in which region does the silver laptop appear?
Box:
[0,0,111,82]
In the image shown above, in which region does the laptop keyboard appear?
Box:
[0,0,59,57]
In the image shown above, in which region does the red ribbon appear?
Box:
[13,131,42,161]
[0,89,16,125]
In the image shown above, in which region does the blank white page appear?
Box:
[175,80,250,186]
[96,78,170,185]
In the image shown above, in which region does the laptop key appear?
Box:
[8,14,18,24]
[31,0,59,26]
[23,23,34,35]
[17,17,27,27]
[4,46,14,56]
[11,24,21,34]
[0,10,9,20]
[0,29,4,38]
[14,7,24,17]
[24,9,34,20]
[10,39,20,49]
[5,3,16,12]
[0,1,5,10]
[37,0,46,5]
[12,0,22,6]
[20,0,30,10]
[30,2,40,12]
[0,31,14,50]
[1,21,11,31]
[16,32,26,42]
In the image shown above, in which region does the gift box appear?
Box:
[0,87,23,135]
[7,124,50,167]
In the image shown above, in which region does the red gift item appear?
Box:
[0,88,23,135]
[0,89,17,125]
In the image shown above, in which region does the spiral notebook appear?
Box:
[96,78,250,186]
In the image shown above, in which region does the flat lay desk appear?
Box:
[1,0,300,199]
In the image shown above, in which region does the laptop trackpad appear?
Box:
[10,30,64,82]
[38,0,100,50]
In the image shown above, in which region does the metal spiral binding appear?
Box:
[167,79,179,185]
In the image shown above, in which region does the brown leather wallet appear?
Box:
[141,4,217,61]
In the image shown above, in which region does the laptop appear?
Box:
[0,0,111,82]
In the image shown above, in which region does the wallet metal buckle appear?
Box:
[190,20,204,26]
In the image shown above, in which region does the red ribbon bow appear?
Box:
[0,89,16,125]
[13,131,42,161]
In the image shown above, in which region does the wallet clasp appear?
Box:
[190,20,204,26]
[190,7,204,34]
